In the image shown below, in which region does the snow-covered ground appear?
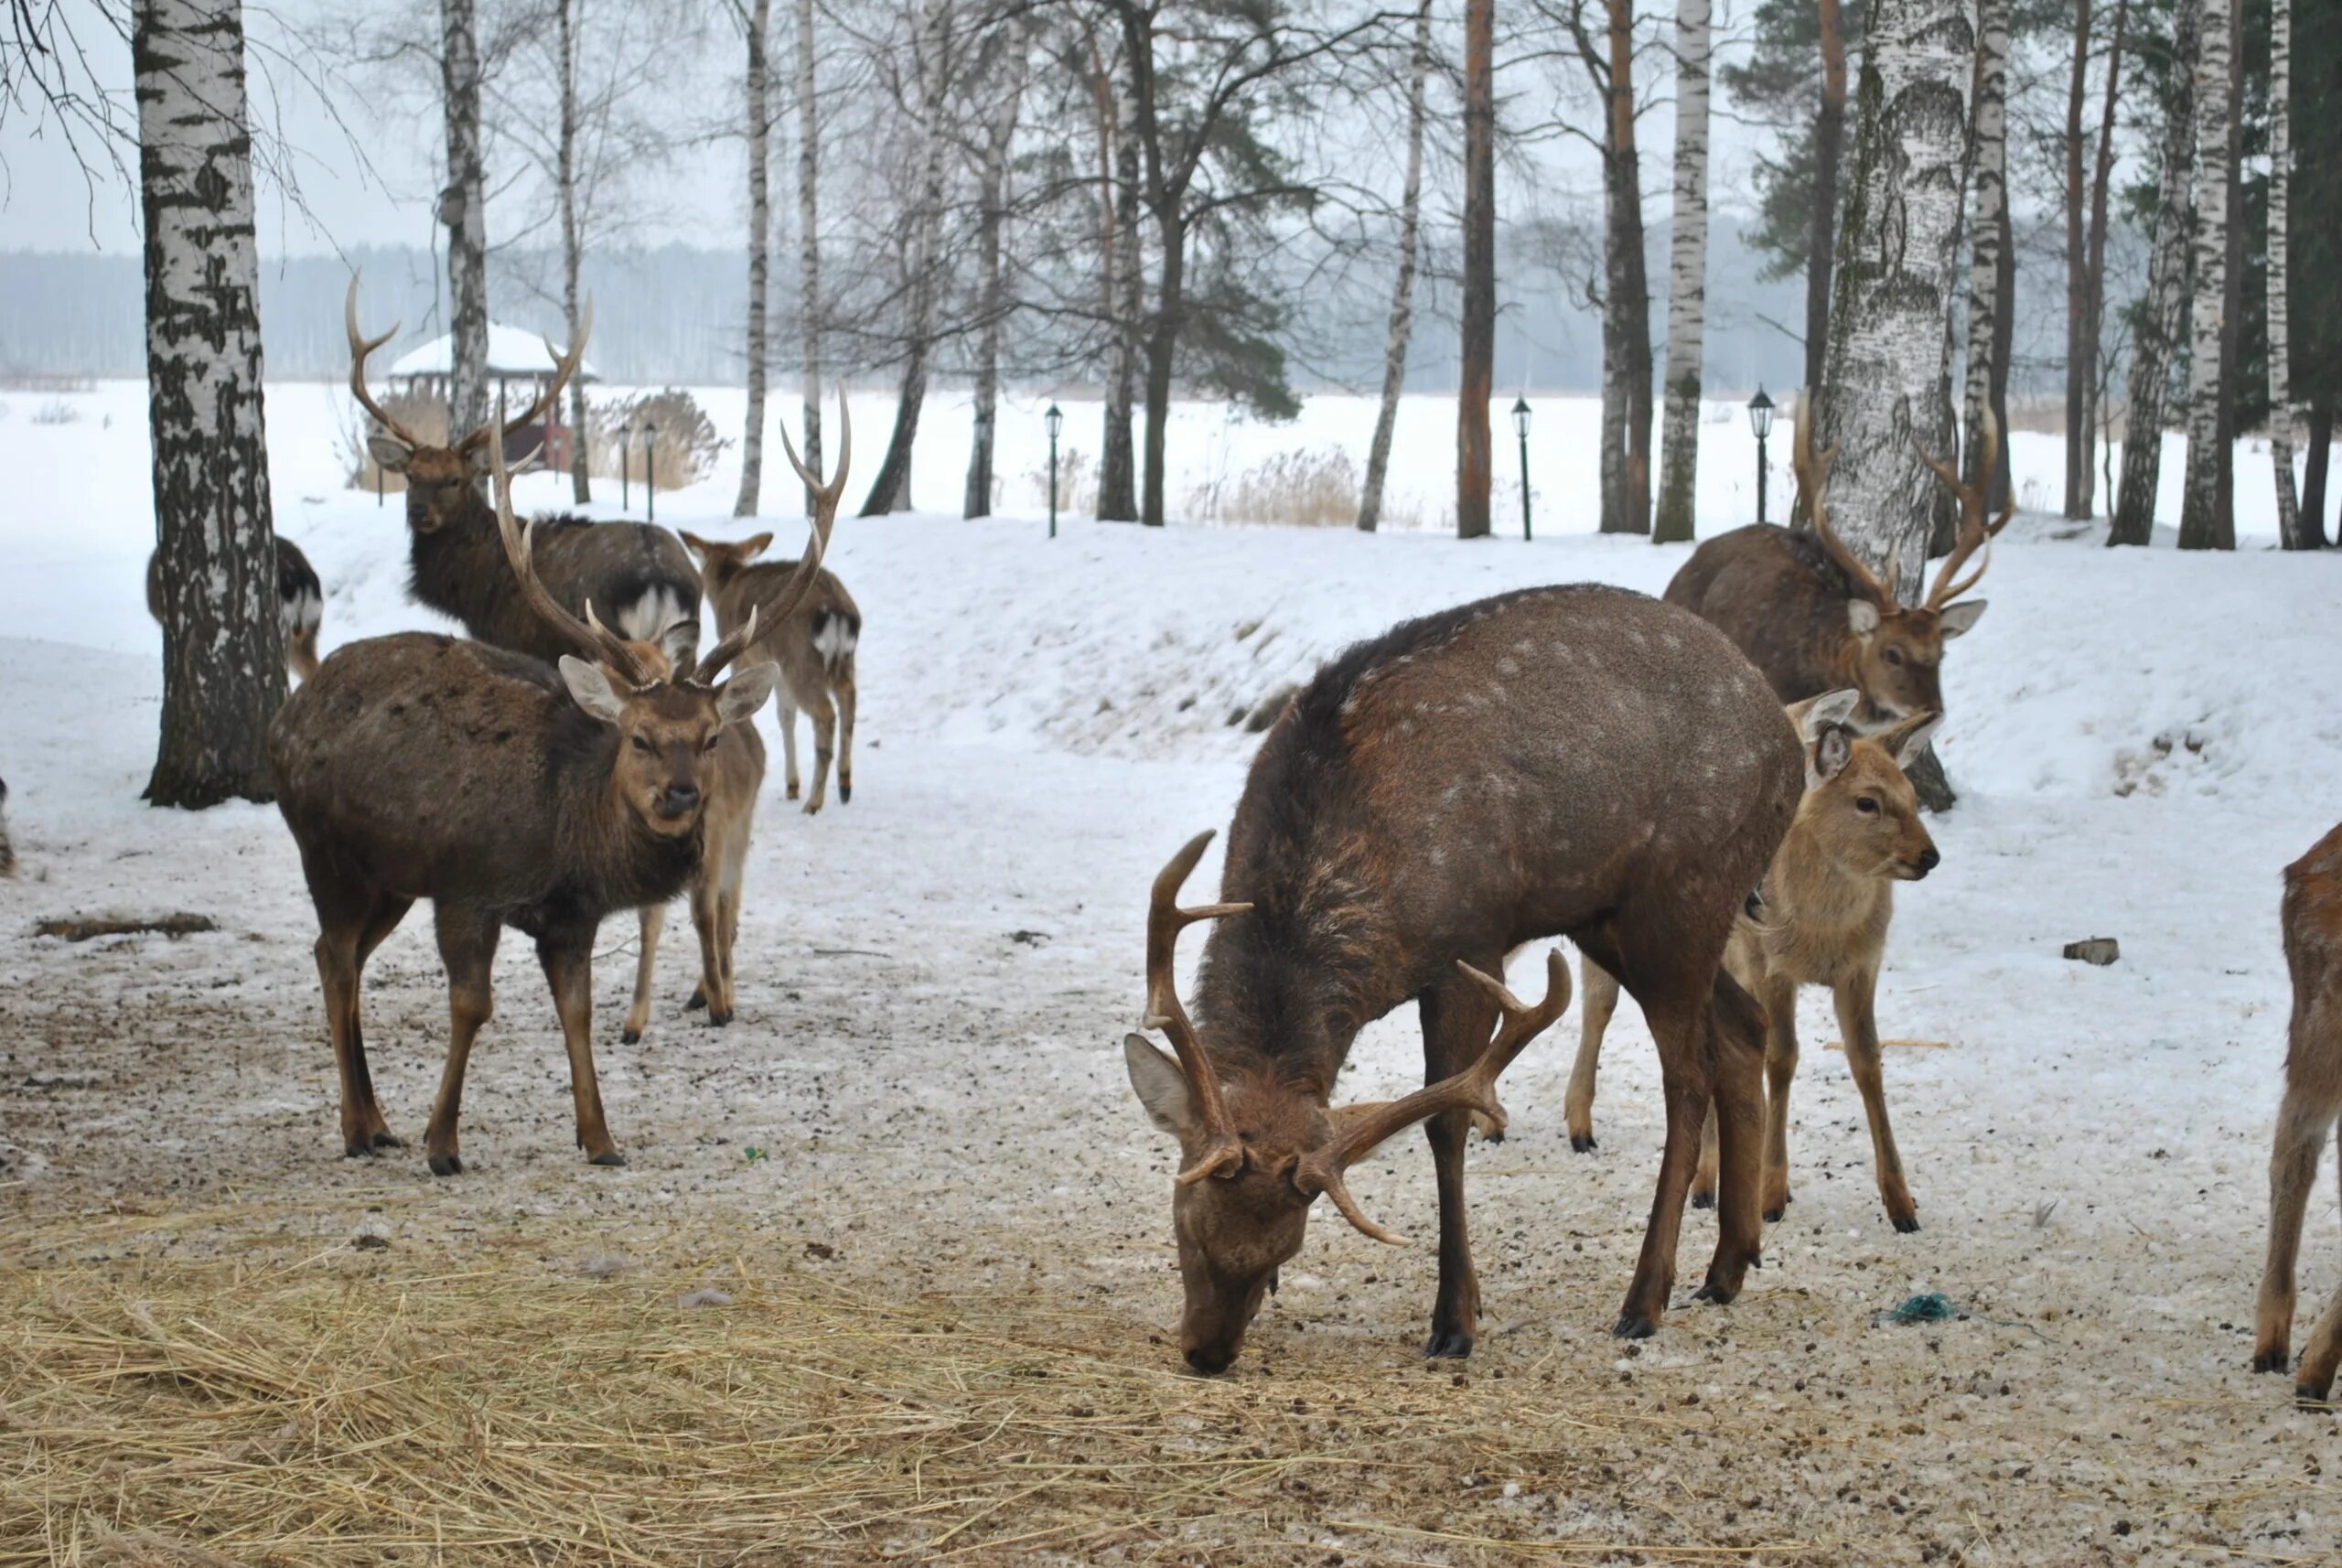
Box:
[4,380,2341,1560]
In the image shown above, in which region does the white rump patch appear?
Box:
[814,614,857,664]
[615,586,693,647]
[281,586,323,636]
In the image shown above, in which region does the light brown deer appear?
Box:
[677,528,860,813]
[1567,692,1942,1230]
[2254,821,2342,1404]
[1664,398,2009,732]
[1123,585,1804,1372]
[621,413,853,1043]
[266,426,830,1175]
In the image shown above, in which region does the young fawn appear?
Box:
[1567,692,1943,1230]
[677,530,860,814]
[2254,821,2342,1403]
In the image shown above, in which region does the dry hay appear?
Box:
[0,1211,1830,1567]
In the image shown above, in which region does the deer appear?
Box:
[1123,585,1805,1372]
[2254,821,2342,1405]
[1663,397,2010,734]
[344,276,702,665]
[621,411,854,1044]
[145,538,325,682]
[265,420,840,1176]
[1565,692,1943,1230]
[0,777,15,878]
[676,528,860,814]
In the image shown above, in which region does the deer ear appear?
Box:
[1794,689,1862,741]
[1810,724,1854,785]
[1847,599,1881,638]
[1882,712,1944,770]
[657,618,702,671]
[741,532,775,558]
[716,660,780,725]
[367,435,414,474]
[677,531,711,555]
[1938,598,1987,637]
[1124,1034,1199,1137]
[559,655,629,725]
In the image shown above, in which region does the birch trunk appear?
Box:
[440,0,489,439]
[1961,0,2008,494]
[859,0,953,517]
[1805,0,1849,394]
[1651,0,1711,543]
[1598,0,1651,534]
[2270,0,2304,548]
[2109,0,2194,546]
[1359,0,1432,533]
[2076,0,2125,518]
[2061,0,2092,518]
[1457,0,1495,538]
[964,38,1028,520]
[2176,0,2233,550]
[735,0,773,517]
[135,0,283,807]
[557,0,590,502]
[795,0,822,514]
[1098,66,1143,522]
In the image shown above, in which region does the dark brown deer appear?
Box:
[1663,400,2009,732]
[266,427,832,1176]
[677,529,860,813]
[145,539,325,682]
[622,413,853,1042]
[345,277,701,664]
[1568,693,1944,1229]
[1123,586,1804,1371]
[2254,821,2342,1404]
[0,778,15,878]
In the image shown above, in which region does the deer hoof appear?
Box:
[428,1151,464,1176]
[588,1150,628,1168]
[2295,1381,2337,1409]
[706,1008,732,1027]
[344,1138,380,1159]
[1422,1326,1476,1360]
[371,1130,403,1149]
[621,1028,642,1045]
[802,799,823,816]
[1763,1206,1787,1224]
[1569,1133,1597,1154]
[786,784,800,800]
[1692,1279,1738,1305]
[1689,1188,1716,1210]
[1611,1313,1658,1340]
[2252,1346,2292,1375]
[1890,1215,1921,1234]
[685,988,707,1011]
[839,781,852,803]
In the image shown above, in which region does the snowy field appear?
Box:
[3,379,2341,1562]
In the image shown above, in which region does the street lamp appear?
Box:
[1510,395,1533,542]
[1044,402,1064,539]
[643,424,660,524]
[619,420,634,512]
[1747,387,1777,526]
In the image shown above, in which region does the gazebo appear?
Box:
[388,324,601,471]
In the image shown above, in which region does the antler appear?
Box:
[488,419,654,687]
[1144,831,1254,1186]
[713,389,854,673]
[1915,407,2014,609]
[1795,394,1897,607]
[457,301,595,456]
[345,274,421,449]
[1295,950,1572,1246]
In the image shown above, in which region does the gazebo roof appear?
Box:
[388,323,601,382]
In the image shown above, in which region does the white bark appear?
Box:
[735,0,773,518]
[2111,1,2195,545]
[795,0,822,511]
[964,32,1030,519]
[556,0,589,503]
[2270,0,2302,547]
[440,0,489,439]
[1814,0,1974,597]
[1650,0,1710,544]
[1961,0,2008,492]
[1358,0,1432,533]
[2177,0,2233,549]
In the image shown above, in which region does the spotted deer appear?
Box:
[266,430,819,1176]
[345,277,701,663]
[145,538,325,682]
[1123,586,1803,1372]
[2254,821,2342,1404]
[1567,693,1944,1230]
[677,523,860,814]
[1664,398,2009,733]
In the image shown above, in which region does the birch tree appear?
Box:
[135,0,285,806]
[2109,2,2194,546]
[1960,0,2008,498]
[734,0,774,516]
[2060,0,2126,519]
[2176,0,2233,551]
[1808,0,1849,392]
[1458,0,1495,538]
[1651,0,1710,544]
[2075,0,2125,518]
[795,0,822,512]
[554,0,589,502]
[441,0,489,437]
[859,0,956,517]
[963,26,1032,520]
[1359,0,1432,533]
[1574,0,1651,534]
[2270,0,2304,548]
[1093,34,1143,522]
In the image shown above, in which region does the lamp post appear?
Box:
[644,424,659,524]
[1511,395,1533,541]
[1747,387,1777,526]
[619,420,633,512]
[1045,402,1063,539]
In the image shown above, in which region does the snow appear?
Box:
[4,376,2342,1555]
[383,322,603,381]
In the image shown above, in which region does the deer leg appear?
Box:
[1692,970,1768,1305]
[833,667,856,804]
[1564,951,1619,1153]
[315,921,373,1159]
[801,691,837,815]
[623,903,665,1045]
[692,867,729,1026]
[288,625,322,682]
[718,849,747,1005]
[1834,968,1918,1231]
[2255,1087,2338,1375]
[424,908,500,1177]
[539,929,623,1166]
[1757,972,1800,1222]
[1691,1101,1721,1209]
[2295,1143,2342,1403]
[347,892,413,1148]
[1617,996,1709,1337]
[1417,960,1504,1359]
[778,701,801,800]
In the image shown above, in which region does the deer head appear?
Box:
[487,427,776,833]
[1785,692,1942,882]
[349,274,592,535]
[1123,832,1569,1373]
[1796,398,2011,729]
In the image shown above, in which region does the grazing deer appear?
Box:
[1566,693,1943,1230]
[1664,399,2009,732]
[622,413,853,1043]
[1123,586,1804,1370]
[344,277,701,663]
[677,528,860,813]
[2254,821,2342,1404]
[267,427,828,1176]
[145,537,325,682]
